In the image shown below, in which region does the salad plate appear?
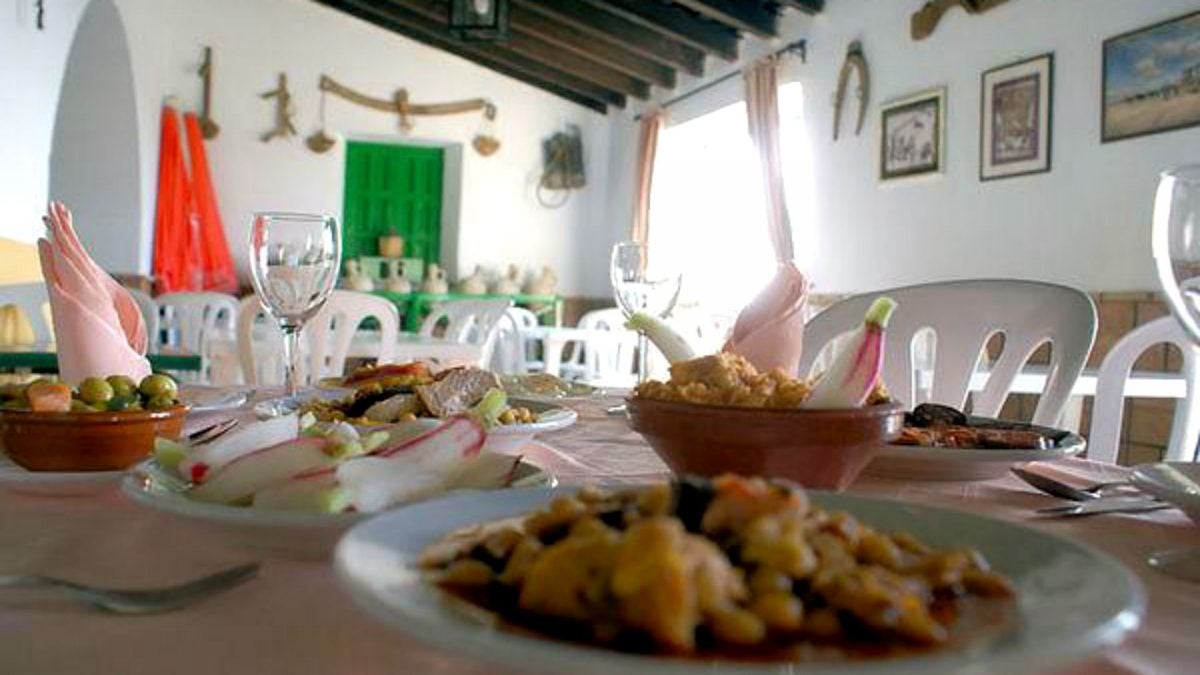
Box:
[121,457,555,559]
[335,487,1144,675]
[0,452,123,496]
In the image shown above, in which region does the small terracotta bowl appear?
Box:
[627,397,904,491]
[0,406,189,472]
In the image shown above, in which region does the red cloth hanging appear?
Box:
[152,106,200,293]
[183,112,238,293]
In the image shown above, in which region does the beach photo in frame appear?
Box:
[980,53,1053,181]
[880,88,945,181]
[1102,10,1200,143]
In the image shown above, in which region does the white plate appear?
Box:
[335,487,1143,675]
[0,453,123,496]
[185,387,254,414]
[1131,462,1200,526]
[864,419,1086,482]
[253,393,577,455]
[120,458,555,560]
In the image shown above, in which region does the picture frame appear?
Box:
[1102,10,1200,143]
[879,88,945,181]
[980,53,1053,181]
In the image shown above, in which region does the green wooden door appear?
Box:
[342,142,444,265]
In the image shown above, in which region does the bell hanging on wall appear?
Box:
[448,0,509,41]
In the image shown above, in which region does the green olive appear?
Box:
[78,377,115,405]
[106,375,138,398]
[146,395,176,411]
[138,374,178,400]
[70,399,98,413]
[106,395,137,412]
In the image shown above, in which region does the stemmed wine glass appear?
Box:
[248,212,341,398]
[610,241,682,384]
[1148,164,1200,583]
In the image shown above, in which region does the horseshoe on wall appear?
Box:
[833,40,870,141]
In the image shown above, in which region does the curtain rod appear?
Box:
[634,39,806,121]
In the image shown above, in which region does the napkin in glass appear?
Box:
[722,261,809,374]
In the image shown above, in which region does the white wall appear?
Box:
[628,0,1200,294]
[3,0,614,295]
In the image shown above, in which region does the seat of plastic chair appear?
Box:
[1088,316,1200,463]
[419,298,512,367]
[798,279,1096,427]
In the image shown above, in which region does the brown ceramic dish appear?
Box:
[626,397,904,491]
[0,406,188,472]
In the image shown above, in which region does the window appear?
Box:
[647,82,810,315]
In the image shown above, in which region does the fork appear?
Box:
[0,562,259,614]
[186,418,239,445]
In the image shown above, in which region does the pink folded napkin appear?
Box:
[722,262,809,374]
[37,202,151,384]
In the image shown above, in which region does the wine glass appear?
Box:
[610,241,682,384]
[1148,164,1200,583]
[248,212,341,398]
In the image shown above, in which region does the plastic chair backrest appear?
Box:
[419,299,512,366]
[126,288,160,353]
[236,295,285,386]
[1088,316,1200,463]
[0,282,53,342]
[798,279,1097,427]
[156,292,238,353]
[565,307,637,384]
[491,307,542,374]
[306,290,399,380]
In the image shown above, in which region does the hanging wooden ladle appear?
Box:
[306,87,336,154]
[198,46,220,139]
[471,103,501,156]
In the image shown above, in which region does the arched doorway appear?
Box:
[48,0,141,274]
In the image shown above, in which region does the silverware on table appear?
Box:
[0,562,260,614]
[186,418,239,445]
[1011,467,1138,502]
[1037,498,1173,518]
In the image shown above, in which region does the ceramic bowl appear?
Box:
[0,406,188,472]
[626,397,904,490]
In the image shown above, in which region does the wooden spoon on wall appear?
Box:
[198,46,220,139]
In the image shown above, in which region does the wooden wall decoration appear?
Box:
[833,41,869,140]
[197,46,219,139]
[911,0,1011,41]
[259,73,297,143]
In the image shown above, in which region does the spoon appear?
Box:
[1010,466,1136,502]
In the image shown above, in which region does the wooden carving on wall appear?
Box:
[260,73,297,143]
[833,41,869,141]
[197,46,219,139]
[911,0,1011,40]
[317,75,500,155]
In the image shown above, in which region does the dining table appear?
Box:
[0,390,1197,674]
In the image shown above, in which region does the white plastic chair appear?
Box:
[491,307,542,374]
[799,280,1097,427]
[126,288,160,354]
[0,282,53,343]
[1088,317,1200,464]
[236,295,287,386]
[155,292,239,383]
[560,308,638,386]
[419,299,512,367]
[305,290,399,381]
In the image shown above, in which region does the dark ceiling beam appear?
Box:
[515,0,705,76]
[315,0,616,112]
[509,6,676,88]
[589,0,738,61]
[394,0,650,99]
[670,0,778,38]
[776,0,825,14]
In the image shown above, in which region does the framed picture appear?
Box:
[980,53,1053,181]
[1102,10,1200,143]
[880,88,945,181]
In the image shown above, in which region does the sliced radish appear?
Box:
[373,416,485,462]
[446,452,523,490]
[180,414,299,484]
[252,472,350,513]
[187,437,334,505]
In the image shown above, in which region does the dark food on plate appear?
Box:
[0,373,181,414]
[420,475,1015,659]
[303,364,535,425]
[897,404,1054,450]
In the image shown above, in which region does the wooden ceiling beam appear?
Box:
[589,0,738,61]
[515,0,705,76]
[776,0,825,15]
[316,0,616,112]
[509,5,676,88]
[669,0,778,38]
[395,0,651,99]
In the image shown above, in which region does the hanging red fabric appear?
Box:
[183,112,238,293]
[151,106,200,293]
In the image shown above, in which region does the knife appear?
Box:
[1037,498,1173,518]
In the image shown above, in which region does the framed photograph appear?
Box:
[880,88,945,181]
[1102,10,1200,143]
[980,53,1053,181]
